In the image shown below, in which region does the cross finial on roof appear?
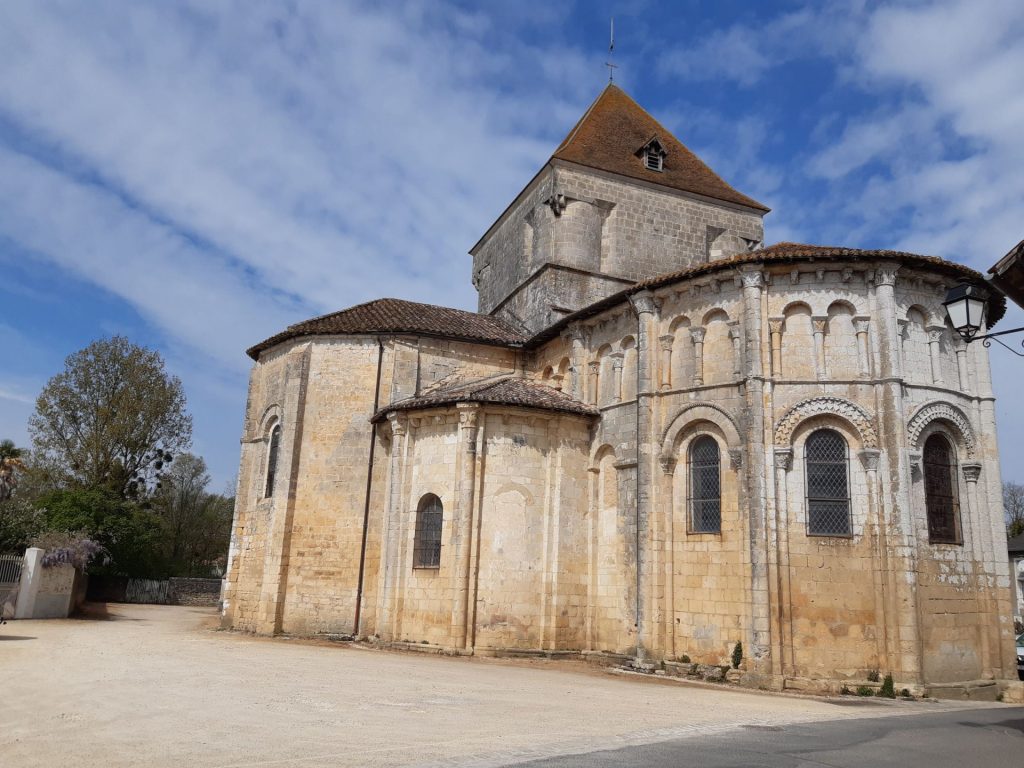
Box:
[605,18,618,82]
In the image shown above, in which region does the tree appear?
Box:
[0,439,25,501]
[29,337,192,497]
[152,454,234,576]
[1005,482,1024,539]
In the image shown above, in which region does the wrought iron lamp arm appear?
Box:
[972,326,1024,357]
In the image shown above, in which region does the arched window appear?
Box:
[689,435,721,533]
[264,424,281,498]
[413,493,443,569]
[805,429,851,536]
[924,433,961,543]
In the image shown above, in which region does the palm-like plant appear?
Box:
[0,440,25,501]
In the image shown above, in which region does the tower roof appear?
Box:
[551,84,769,212]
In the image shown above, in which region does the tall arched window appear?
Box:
[924,433,961,544]
[689,436,721,533]
[805,429,851,536]
[264,424,281,498]
[413,493,443,569]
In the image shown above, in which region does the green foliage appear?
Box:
[731,641,743,669]
[877,675,895,699]
[866,669,880,682]
[840,685,852,695]
[856,685,874,697]
[1006,482,1024,539]
[29,336,192,497]
[0,498,44,553]
[37,488,168,578]
[900,688,912,699]
[677,654,691,663]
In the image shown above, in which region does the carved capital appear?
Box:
[659,334,675,352]
[728,448,744,470]
[611,353,624,371]
[588,360,601,374]
[388,413,408,438]
[853,316,871,334]
[768,317,785,334]
[690,327,706,344]
[659,455,677,475]
[631,290,659,316]
[812,316,828,334]
[774,447,793,471]
[908,451,922,480]
[962,462,982,484]
[740,270,765,289]
[926,325,946,343]
[858,448,881,472]
[875,265,899,287]
[457,403,480,427]
[728,322,742,341]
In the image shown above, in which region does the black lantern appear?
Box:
[943,283,989,342]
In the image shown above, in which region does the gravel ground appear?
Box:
[0,604,1009,768]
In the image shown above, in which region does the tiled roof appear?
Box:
[551,85,769,212]
[247,298,526,359]
[529,242,1006,345]
[372,375,598,422]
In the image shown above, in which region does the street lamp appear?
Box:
[944,282,1024,355]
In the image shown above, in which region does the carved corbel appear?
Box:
[659,455,677,475]
[858,448,881,472]
[908,451,922,480]
[961,462,982,484]
[728,448,744,471]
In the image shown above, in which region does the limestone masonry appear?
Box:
[223,84,1018,698]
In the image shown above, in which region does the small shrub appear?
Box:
[997,692,1005,702]
[900,688,912,699]
[840,685,852,695]
[877,675,895,699]
[731,641,743,670]
[856,685,874,697]
[678,654,691,663]
[866,669,880,683]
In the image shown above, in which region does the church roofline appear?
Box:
[525,242,1005,347]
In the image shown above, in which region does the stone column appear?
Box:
[377,413,409,641]
[611,353,624,403]
[960,461,993,674]
[659,334,674,391]
[631,290,659,659]
[926,325,945,386]
[768,317,784,378]
[452,404,480,649]
[740,268,771,674]
[659,456,677,659]
[588,361,600,405]
[568,327,588,401]
[954,337,970,392]
[896,319,909,376]
[690,327,706,386]
[812,315,828,379]
[854,316,871,378]
[729,321,742,377]
[860,448,894,675]
[771,448,793,680]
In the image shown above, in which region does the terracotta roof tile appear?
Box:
[372,375,598,422]
[551,85,769,212]
[247,298,526,359]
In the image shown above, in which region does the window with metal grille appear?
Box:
[689,435,721,533]
[924,433,961,544]
[264,424,281,498]
[413,493,443,569]
[805,429,851,536]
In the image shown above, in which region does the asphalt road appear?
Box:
[510,707,1024,768]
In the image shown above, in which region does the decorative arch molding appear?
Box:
[906,400,977,459]
[257,403,283,436]
[660,402,742,460]
[588,442,617,471]
[774,396,878,449]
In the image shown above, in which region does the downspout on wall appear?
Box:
[353,337,385,637]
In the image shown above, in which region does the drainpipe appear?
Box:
[353,337,385,637]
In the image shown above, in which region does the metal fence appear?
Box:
[0,553,23,586]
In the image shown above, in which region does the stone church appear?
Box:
[223,84,1018,697]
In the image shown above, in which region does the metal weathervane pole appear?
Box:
[605,18,617,82]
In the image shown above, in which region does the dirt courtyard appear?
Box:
[0,604,1008,767]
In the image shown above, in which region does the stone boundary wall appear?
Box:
[87,576,222,606]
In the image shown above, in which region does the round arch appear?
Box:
[906,400,977,459]
[661,403,742,461]
[774,396,878,449]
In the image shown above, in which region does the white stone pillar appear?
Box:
[588,360,600,405]
[568,328,588,401]
[729,321,742,377]
[611,353,624,403]
[772,448,793,680]
[377,413,409,641]
[954,337,970,392]
[926,325,945,386]
[658,334,673,391]
[690,327,705,386]
[453,404,480,649]
[14,548,43,620]
[812,315,828,379]
[768,317,784,378]
[854,316,871,378]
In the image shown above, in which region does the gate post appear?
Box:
[14,547,44,620]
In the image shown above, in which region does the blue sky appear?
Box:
[1,0,1023,489]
